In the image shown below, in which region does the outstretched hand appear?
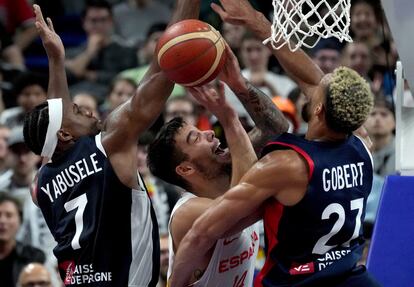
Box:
[188,81,237,123]
[211,0,258,26]
[217,42,247,94]
[33,4,65,61]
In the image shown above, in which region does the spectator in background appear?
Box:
[99,77,136,119]
[0,72,47,130]
[0,0,37,51]
[221,22,246,65]
[351,0,398,97]
[342,41,372,80]
[164,96,197,126]
[137,132,181,235]
[73,91,100,119]
[371,39,399,97]
[0,193,45,287]
[311,38,342,74]
[113,0,171,47]
[341,41,385,96]
[1,129,59,286]
[119,23,185,97]
[0,23,25,69]
[240,31,296,98]
[365,96,396,177]
[350,0,383,49]
[2,128,39,200]
[17,263,52,287]
[138,22,166,66]
[65,0,137,101]
[0,125,11,183]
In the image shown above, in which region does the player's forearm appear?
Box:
[220,114,257,186]
[237,82,289,154]
[48,58,71,104]
[170,225,216,286]
[170,0,200,26]
[246,12,323,90]
[128,70,174,135]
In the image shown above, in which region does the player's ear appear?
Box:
[315,102,324,117]
[57,129,74,143]
[176,162,195,177]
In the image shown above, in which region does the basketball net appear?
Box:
[263,0,353,51]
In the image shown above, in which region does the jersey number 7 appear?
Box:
[64,193,88,250]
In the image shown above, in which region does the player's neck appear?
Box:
[0,239,16,260]
[190,175,230,199]
[53,141,76,162]
[306,122,347,142]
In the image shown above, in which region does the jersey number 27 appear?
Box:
[312,198,363,255]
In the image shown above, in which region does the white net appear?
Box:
[264,0,352,51]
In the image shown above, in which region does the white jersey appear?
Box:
[168,193,259,287]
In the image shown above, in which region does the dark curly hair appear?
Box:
[23,102,49,155]
[147,117,190,191]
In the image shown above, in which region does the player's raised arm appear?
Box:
[102,0,200,154]
[169,150,308,286]
[218,44,289,155]
[212,0,324,98]
[33,5,70,106]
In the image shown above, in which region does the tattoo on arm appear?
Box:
[237,82,289,155]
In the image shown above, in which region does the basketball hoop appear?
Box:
[264,0,353,51]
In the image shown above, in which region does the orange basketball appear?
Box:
[156,19,226,87]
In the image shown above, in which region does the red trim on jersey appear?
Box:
[264,141,315,181]
[254,199,284,287]
[30,171,40,207]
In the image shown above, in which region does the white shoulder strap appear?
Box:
[95,133,107,157]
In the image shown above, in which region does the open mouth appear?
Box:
[213,141,230,159]
[214,143,226,155]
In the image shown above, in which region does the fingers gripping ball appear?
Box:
[156,19,226,87]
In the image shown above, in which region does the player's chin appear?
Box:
[215,149,231,162]
[94,120,103,134]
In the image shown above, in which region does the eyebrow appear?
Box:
[186,130,196,144]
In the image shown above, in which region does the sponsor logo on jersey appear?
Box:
[59,260,75,285]
[316,248,351,271]
[223,236,239,246]
[218,231,259,273]
[289,262,315,275]
[59,263,113,285]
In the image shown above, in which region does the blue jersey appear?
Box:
[35,134,159,286]
[255,133,375,287]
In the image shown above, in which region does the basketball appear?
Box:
[156,19,226,87]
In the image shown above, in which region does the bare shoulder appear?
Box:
[170,197,213,251]
[242,149,309,206]
[246,149,308,184]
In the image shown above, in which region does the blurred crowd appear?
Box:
[0,0,407,286]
